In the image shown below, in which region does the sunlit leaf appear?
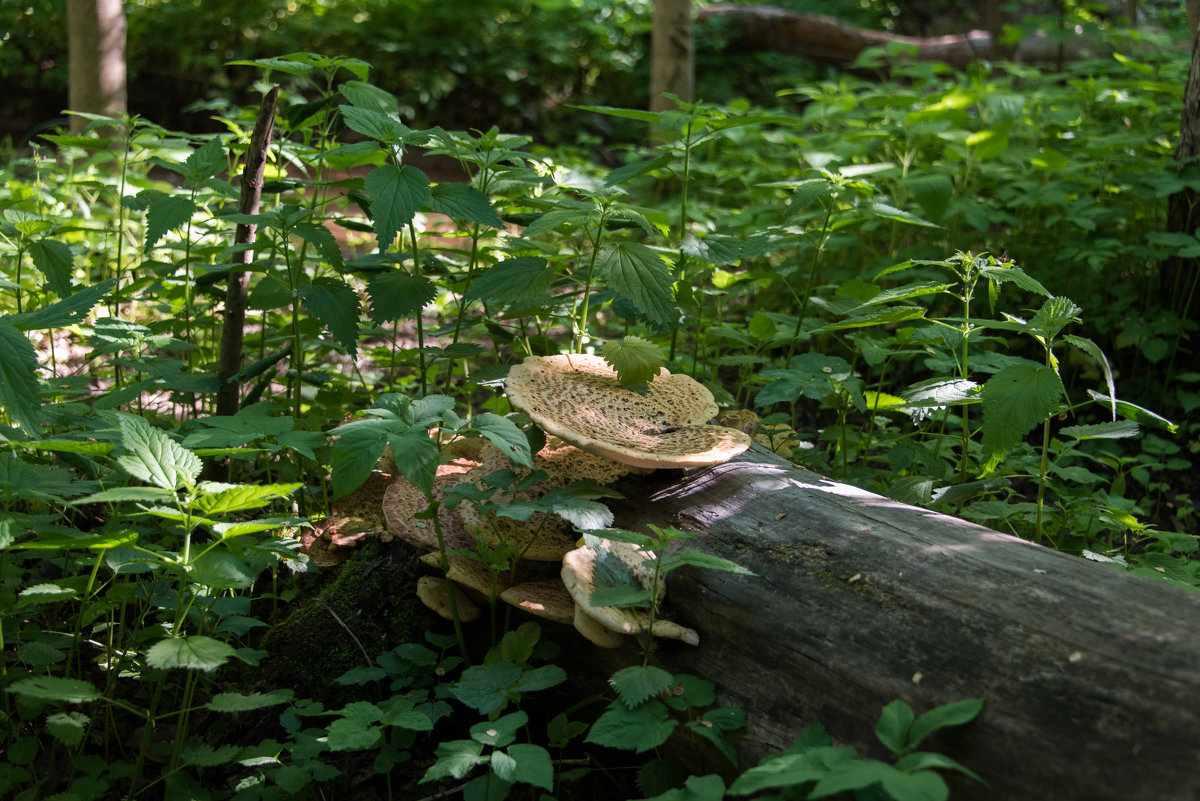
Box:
[598,242,675,326]
[145,635,235,672]
[364,165,430,249]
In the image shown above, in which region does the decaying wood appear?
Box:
[698,4,1104,71]
[586,445,1200,801]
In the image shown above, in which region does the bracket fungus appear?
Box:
[504,354,752,469]
[561,543,699,647]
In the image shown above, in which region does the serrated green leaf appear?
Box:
[28,239,74,298]
[810,759,901,798]
[75,486,176,505]
[462,256,554,309]
[145,635,235,672]
[8,277,116,331]
[300,276,360,358]
[190,482,301,515]
[902,173,953,222]
[1086,391,1177,433]
[294,221,344,271]
[980,364,1064,468]
[600,336,664,388]
[869,200,940,228]
[428,183,504,228]
[452,661,522,715]
[980,264,1051,297]
[18,582,77,604]
[367,271,438,324]
[46,711,89,747]
[330,424,389,499]
[1059,420,1140,440]
[387,428,440,497]
[1063,334,1116,419]
[470,413,534,469]
[364,165,430,249]
[180,136,227,185]
[682,233,743,265]
[516,664,567,693]
[599,242,676,326]
[143,193,197,252]
[112,412,203,491]
[0,321,43,435]
[326,716,381,751]
[788,178,834,216]
[339,105,412,146]
[339,80,398,114]
[586,699,676,752]
[189,549,259,590]
[182,741,242,767]
[7,676,101,703]
[422,739,487,782]
[657,548,754,576]
[610,665,675,708]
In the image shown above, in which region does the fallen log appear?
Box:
[698,4,1104,71]
[586,445,1200,801]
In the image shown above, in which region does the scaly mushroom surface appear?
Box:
[504,354,751,469]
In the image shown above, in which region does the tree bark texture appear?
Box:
[66,0,126,132]
[698,4,1103,72]
[216,86,279,418]
[1166,9,1200,328]
[579,446,1200,801]
[651,0,695,113]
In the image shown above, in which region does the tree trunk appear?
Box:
[651,0,694,113]
[698,4,1102,72]
[563,446,1200,801]
[1165,18,1200,329]
[66,0,126,132]
[215,87,279,419]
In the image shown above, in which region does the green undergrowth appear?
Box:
[0,35,1194,798]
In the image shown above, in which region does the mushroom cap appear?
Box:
[382,459,478,552]
[457,502,577,562]
[504,354,751,469]
[573,604,626,648]
[560,545,699,646]
[419,552,509,597]
[499,579,576,625]
[416,576,481,623]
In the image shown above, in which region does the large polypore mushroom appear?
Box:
[504,354,751,469]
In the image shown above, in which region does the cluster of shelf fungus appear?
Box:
[382,354,754,648]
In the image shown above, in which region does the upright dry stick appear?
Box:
[216,85,279,418]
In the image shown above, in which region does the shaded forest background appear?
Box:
[4,0,1175,143]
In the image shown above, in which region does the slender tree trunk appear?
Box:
[216,87,279,419]
[67,0,126,132]
[1164,15,1200,328]
[651,0,694,113]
